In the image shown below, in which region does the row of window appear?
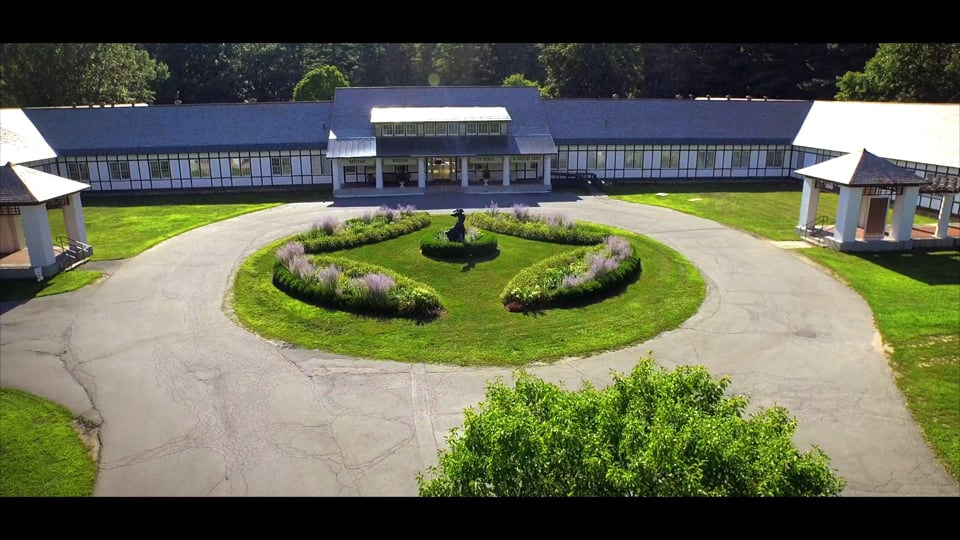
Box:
[68,157,294,181]
[376,122,505,137]
[561,148,785,171]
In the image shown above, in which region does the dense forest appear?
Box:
[2,43,959,107]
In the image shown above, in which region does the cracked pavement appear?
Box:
[1,193,957,496]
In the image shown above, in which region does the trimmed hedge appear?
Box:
[420,229,499,259]
[300,212,432,253]
[501,241,642,311]
[467,211,605,245]
[273,255,443,319]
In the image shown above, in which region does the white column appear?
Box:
[833,186,863,243]
[936,193,956,238]
[502,156,511,186]
[332,159,342,190]
[375,158,383,190]
[889,186,920,242]
[20,203,56,268]
[543,156,551,186]
[418,158,426,188]
[797,177,820,229]
[63,192,88,244]
[460,157,469,187]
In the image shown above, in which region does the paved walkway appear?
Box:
[1,193,956,496]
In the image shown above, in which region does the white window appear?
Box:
[489,122,501,135]
[190,158,211,177]
[41,163,54,174]
[660,150,680,169]
[109,161,131,180]
[435,123,446,136]
[149,160,171,179]
[478,122,489,135]
[466,122,478,135]
[270,156,292,175]
[624,149,643,169]
[765,149,784,168]
[424,123,435,136]
[731,149,751,168]
[310,155,329,175]
[696,151,716,169]
[382,124,394,136]
[231,157,251,176]
[406,123,417,136]
[67,163,90,181]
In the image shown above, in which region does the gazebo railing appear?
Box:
[803,215,830,245]
[55,236,93,271]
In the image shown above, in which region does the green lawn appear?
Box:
[233,214,706,367]
[48,190,330,261]
[608,181,960,482]
[0,388,97,496]
[605,180,938,241]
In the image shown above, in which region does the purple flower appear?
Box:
[486,201,500,215]
[511,203,531,221]
[286,255,315,281]
[316,264,341,289]
[276,241,305,266]
[311,216,342,236]
[604,236,631,260]
[361,272,395,296]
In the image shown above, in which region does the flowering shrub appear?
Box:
[467,203,605,245]
[296,206,431,253]
[273,252,442,319]
[501,235,641,312]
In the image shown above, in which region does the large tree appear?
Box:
[418,357,846,497]
[142,43,244,104]
[539,43,644,98]
[433,43,497,86]
[836,43,960,103]
[1,43,169,107]
[292,64,349,101]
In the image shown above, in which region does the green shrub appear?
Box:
[417,356,847,497]
[299,209,431,253]
[467,210,605,245]
[501,236,641,311]
[420,228,499,259]
[273,255,442,319]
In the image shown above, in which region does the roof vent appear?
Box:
[746,95,752,101]
[726,95,731,100]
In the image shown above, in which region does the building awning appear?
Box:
[920,174,960,194]
[326,138,377,159]
[377,135,556,158]
[371,107,511,123]
[795,148,931,187]
[0,162,89,205]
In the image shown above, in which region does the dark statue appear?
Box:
[446,208,466,243]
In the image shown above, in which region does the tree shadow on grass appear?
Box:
[851,249,960,286]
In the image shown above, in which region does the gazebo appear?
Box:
[0,162,92,280]
[795,148,958,251]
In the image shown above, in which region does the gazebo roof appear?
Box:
[794,148,931,187]
[0,162,90,205]
[920,174,960,194]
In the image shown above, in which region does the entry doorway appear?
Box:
[427,157,458,184]
[864,197,889,239]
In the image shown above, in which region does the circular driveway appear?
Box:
[1,193,956,496]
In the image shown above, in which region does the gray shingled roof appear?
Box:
[1,162,89,205]
[795,148,931,187]
[329,86,553,139]
[543,98,814,145]
[920,174,960,194]
[21,102,333,155]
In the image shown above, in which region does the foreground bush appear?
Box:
[274,244,442,319]
[420,227,499,259]
[417,357,847,497]
[297,205,431,253]
[501,235,641,311]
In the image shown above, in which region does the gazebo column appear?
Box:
[332,159,342,191]
[417,158,426,188]
[889,186,920,242]
[833,186,863,243]
[502,156,511,186]
[936,193,956,238]
[797,176,820,230]
[460,157,469,187]
[63,193,89,244]
[20,203,56,269]
[375,159,384,190]
[0,214,26,253]
[543,156,551,187]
